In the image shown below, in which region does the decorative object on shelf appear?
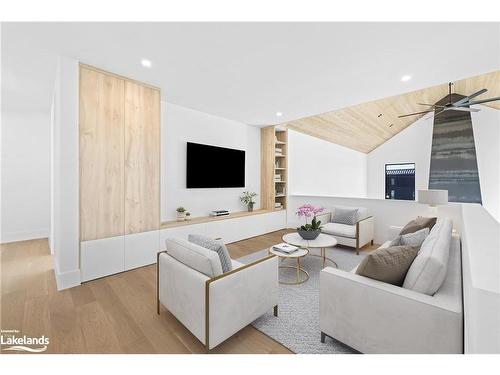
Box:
[176,206,186,221]
[296,204,324,240]
[240,191,258,212]
[185,212,191,221]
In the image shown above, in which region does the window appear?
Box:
[385,163,415,200]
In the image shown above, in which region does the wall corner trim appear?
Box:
[54,266,81,291]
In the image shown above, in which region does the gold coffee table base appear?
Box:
[308,247,338,268]
[278,265,310,285]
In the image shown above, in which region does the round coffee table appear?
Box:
[269,247,309,285]
[282,233,338,268]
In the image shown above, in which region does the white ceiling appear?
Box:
[2,22,499,125]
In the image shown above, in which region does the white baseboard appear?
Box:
[54,266,81,290]
[0,229,49,244]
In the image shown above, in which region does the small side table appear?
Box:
[269,247,309,285]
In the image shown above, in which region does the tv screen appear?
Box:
[186,142,245,188]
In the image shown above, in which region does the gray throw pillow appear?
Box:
[390,227,430,247]
[331,207,359,225]
[355,245,420,286]
[188,234,233,273]
[400,217,437,235]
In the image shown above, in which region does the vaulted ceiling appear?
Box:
[285,70,500,153]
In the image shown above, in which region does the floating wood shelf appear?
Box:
[160,209,274,229]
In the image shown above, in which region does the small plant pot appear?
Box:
[176,212,186,221]
[298,229,321,240]
[247,203,254,212]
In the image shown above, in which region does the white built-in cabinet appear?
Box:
[81,209,287,281]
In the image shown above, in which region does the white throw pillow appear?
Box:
[402,218,452,295]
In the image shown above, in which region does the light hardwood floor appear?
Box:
[0,230,375,354]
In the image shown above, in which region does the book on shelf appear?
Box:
[272,243,298,254]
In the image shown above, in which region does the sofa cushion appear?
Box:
[390,227,430,247]
[165,238,223,277]
[331,207,359,225]
[188,234,233,273]
[355,245,420,286]
[322,222,356,238]
[403,218,452,295]
[400,216,437,235]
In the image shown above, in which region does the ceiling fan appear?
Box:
[398,82,500,119]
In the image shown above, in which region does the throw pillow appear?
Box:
[399,216,437,235]
[390,227,430,247]
[403,218,452,295]
[355,245,420,286]
[331,207,359,225]
[188,234,233,273]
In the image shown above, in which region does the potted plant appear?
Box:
[240,191,258,212]
[296,204,324,240]
[185,212,191,221]
[176,207,186,221]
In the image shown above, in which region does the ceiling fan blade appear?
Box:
[464,96,500,106]
[398,110,434,118]
[447,107,480,112]
[452,88,488,106]
[434,109,445,117]
[417,103,445,108]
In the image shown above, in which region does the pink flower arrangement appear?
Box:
[296,204,324,220]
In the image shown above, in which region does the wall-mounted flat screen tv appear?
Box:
[186,142,245,188]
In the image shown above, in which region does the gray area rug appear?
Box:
[238,246,368,354]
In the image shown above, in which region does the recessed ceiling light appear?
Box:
[141,59,152,68]
[401,75,412,82]
[276,112,283,117]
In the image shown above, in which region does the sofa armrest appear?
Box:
[316,211,332,224]
[158,251,209,344]
[320,267,463,353]
[356,216,374,249]
[206,255,279,349]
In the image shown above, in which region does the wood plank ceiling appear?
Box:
[285,70,500,153]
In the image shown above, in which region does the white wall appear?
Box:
[288,130,367,198]
[367,107,500,222]
[471,105,500,222]
[161,102,260,221]
[367,113,434,199]
[1,111,51,243]
[51,56,80,290]
[460,204,500,353]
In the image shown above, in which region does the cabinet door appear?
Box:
[124,230,160,270]
[80,67,125,241]
[124,82,161,235]
[81,236,125,281]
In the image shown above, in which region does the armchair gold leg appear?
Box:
[273,305,278,317]
[371,240,374,246]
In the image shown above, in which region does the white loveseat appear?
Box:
[318,206,374,254]
[157,237,279,350]
[319,218,463,353]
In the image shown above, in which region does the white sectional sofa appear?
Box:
[157,237,279,350]
[319,218,463,354]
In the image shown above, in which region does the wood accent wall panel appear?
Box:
[80,66,125,241]
[260,126,276,210]
[124,81,161,234]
